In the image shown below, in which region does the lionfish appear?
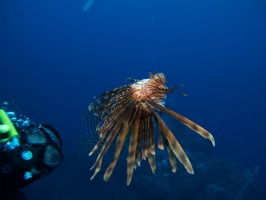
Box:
[88,72,215,185]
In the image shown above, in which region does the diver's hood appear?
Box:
[21,124,63,168]
[0,124,63,193]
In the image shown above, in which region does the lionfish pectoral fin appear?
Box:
[147,116,156,173]
[90,107,131,179]
[148,101,215,147]
[89,133,107,156]
[148,116,155,155]
[148,152,156,174]
[90,158,103,180]
[149,104,194,174]
[127,107,141,185]
[103,121,130,182]
[162,134,177,173]
[136,144,141,167]
[158,128,164,150]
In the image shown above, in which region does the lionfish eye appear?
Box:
[149,95,156,100]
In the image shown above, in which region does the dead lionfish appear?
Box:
[87,72,215,185]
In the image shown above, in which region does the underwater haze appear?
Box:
[1,0,266,199]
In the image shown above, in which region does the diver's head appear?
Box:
[12,124,63,170]
[0,124,63,193]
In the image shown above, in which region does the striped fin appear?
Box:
[97,99,134,134]
[99,93,132,117]
[139,117,148,160]
[127,106,141,185]
[162,133,177,172]
[136,143,141,167]
[90,103,135,179]
[147,116,156,173]
[148,101,215,147]
[96,106,125,134]
[103,121,130,182]
[158,126,164,150]
[81,108,101,129]
[89,85,131,115]
[78,108,130,158]
[89,133,107,156]
[90,157,102,180]
[148,151,156,173]
[148,104,194,174]
[148,116,155,155]
[95,85,130,98]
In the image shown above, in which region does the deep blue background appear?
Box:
[1,0,266,199]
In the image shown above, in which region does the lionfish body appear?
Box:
[89,73,215,185]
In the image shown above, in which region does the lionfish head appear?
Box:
[131,72,173,102]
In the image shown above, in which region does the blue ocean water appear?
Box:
[1,0,265,199]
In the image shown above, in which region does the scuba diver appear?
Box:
[0,108,63,196]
